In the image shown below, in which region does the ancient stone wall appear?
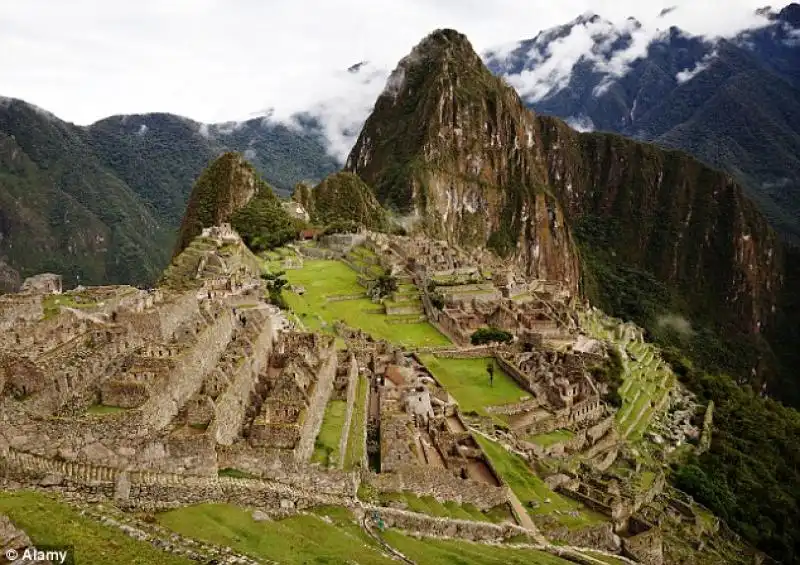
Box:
[496,355,534,394]
[622,528,663,565]
[0,448,347,511]
[368,505,530,542]
[539,519,621,553]
[211,313,276,445]
[366,466,508,510]
[139,307,235,431]
[294,341,338,462]
[0,295,42,332]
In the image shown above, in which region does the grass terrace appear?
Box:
[381,531,576,565]
[159,504,395,565]
[282,260,449,348]
[580,310,674,440]
[417,355,527,415]
[475,436,606,527]
[526,429,575,448]
[311,399,347,467]
[344,375,369,470]
[0,491,192,565]
[366,489,514,523]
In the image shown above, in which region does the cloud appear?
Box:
[675,50,717,83]
[0,0,772,160]
[136,123,148,136]
[566,115,595,132]
[657,313,694,337]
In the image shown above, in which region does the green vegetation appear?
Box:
[526,430,575,448]
[344,376,368,470]
[42,293,98,319]
[282,260,449,347]
[158,503,394,565]
[295,171,392,231]
[369,491,511,523]
[380,531,575,565]
[311,399,347,467]
[418,356,525,414]
[475,436,604,526]
[231,183,303,253]
[471,327,514,345]
[666,355,800,564]
[217,468,257,479]
[0,490,192,565]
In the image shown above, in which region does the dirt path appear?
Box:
[446,415,466,433]
[506,490,547,543]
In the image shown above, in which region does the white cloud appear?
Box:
[566,115,595,132]
[136,123,148,136]
[0,0,772,160]
[675,50,717,83]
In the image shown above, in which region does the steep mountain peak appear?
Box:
[173,152,261,257]
[345,30,580,291]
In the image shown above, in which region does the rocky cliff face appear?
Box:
[346,28,786,344]
[538,118,784,335]
[174,152,259,257]
[345,30,580,293]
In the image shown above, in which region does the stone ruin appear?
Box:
[20,273,62,295]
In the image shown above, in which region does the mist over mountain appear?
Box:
[484,3,800,241]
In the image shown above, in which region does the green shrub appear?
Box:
[470,327,513,345]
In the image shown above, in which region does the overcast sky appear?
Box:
[1,0,773,156]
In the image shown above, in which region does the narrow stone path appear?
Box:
[506,490,547,543]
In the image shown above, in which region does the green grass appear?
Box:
[526,429,575,448]
[158,503,395,565]
[218,468,257,479]
[282,260,450,348]
[344,376,368,470]
[375,492,511,523]
[43,293,98,319]
[381,531,575,565]
[418,356,527,414]
[311,399,347,467]
[86,404,127,416]
[0,491,192,565]
[475,436,606,528]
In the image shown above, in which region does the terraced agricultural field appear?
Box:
[281,259,449,348]
[580,311,674,440]
[417,355,527,415]
[475,436,606,527]
[311,399,347,467]
[0,491,192,565]
[159,504,395,565]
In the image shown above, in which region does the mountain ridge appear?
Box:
[0,98,337,291]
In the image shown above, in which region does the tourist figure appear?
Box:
[487,362,494,387]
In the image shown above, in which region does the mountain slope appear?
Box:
[345,30,581,292]
[348,29,787,392]
[0,98,169,290]
[0,100,338,291]
[486,4,800,242]
[293,172,391,231]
